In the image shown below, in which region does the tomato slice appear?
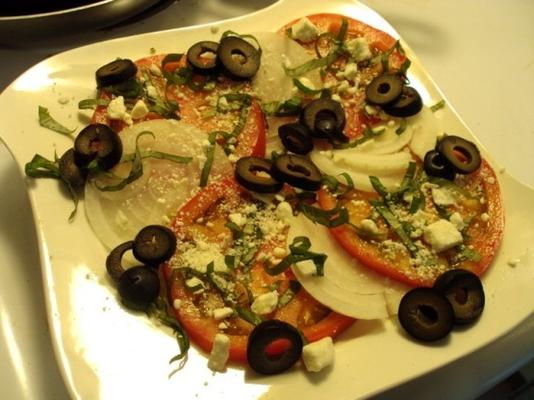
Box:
[317,160,504,287]
[279,14,406,139]
[161,178,354,364]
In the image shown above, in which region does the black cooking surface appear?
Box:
[2,0,105,17]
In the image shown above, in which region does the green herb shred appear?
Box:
[38,106,75,137]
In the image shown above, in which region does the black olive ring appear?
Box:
[96,59,137,88]
[247,320,303,375]
[433,269,485,324]
[278,122,314,155]
[106,240,134,283]
[398,287,454,342]
[437,135,481,174]
[186,41,219,75]
[365,74,404,106]
[133,225,177,267]
[382,86,423,118]
[217,36,261,80]
[300,98,346,141]
[74,123,123,171]
[235,157,283,193]
[423,150,456,181]
[271,154,322,191]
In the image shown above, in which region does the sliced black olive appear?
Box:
[398,287,454,342]
[382,86,423,117]
[59,148,87,191]
[74,123,123,170]
[271,154,322,191]
[365,74,404,106]
[235,157,283,193]
[217,36,260,80]
[436,135,481,174]
[161,53,183,69]
[278,123,313,155]
[247,320,303,375]
[96,59,137,88]
[300,98,346,141]
[434,269,485,324]
[133,225,177,267]
[106,240,134,283]
[423,150,456,181]
[186,41,219,75]
[118,266,160,311]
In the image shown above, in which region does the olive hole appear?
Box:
[454,287,469,304]
[231,50,247,64]
[417,305,439,324]
[264,338,292,359]
[199,50,216,60]
[378,82,391,94]
[452,147,472,164]
[90,138,102,152]
[248,166,271,178]
[287,164,311,177]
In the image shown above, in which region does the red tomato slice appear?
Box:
[279,14,406,139]
[161,178,354,364]
[317,160,504,287]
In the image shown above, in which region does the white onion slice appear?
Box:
[252,32,321,103]
[289,215,408,319]
[85,119,232,250]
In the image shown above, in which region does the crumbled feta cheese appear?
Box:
[423,219,463,252]
[149,64,162,76]
[337,80,351,93]
[208,334,230,372]
[449,212,464,230]
[365,104,378,115]
[276,201,293,223]
[185,277,205,293]
[229,212,247,227]
[210,25,220,34]
[173,299,182,310]
[58,96,69,105]
[360,219,379,235]
[106,96,132,125]
[251,291,278,315]
[480,213,490,222]
[302,337,334,372]
[294,260,317,276]
[342,63,358,80]
[212,307,234,321]
[146,85,158,99]
[345,37,372,62]
[291,17,319,43]
[331,94,342,102]
[431,187,456,206]
[130,99,149,119]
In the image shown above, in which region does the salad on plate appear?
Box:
[24,12,504,377]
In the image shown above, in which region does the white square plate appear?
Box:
[0,0,533,398]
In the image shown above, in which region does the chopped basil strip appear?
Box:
[278,280,301,308]
[454,245,482,263]
[147,298,190,364]
[321,172,354,193]
[224,255,236,270]
[369,175,391,200]
[265,236,327,276]
[299,202,349,228]
[122,150,192,165]
[398,57,412,76]
[225,221,243,240]
[96,131,153,192]
[336,18,349,43]
[220,30,262,56]
[395,119,407,135]
[292,78,323,95]
[38,106,75,137]
[430,99,446,112]
[235,306,263,326]
[24,153,60,179]
[379,40,405,73]
[104,78,143,98]
[148,98,179,119]
[370,199,417,254]
[314,31,336,59]
[78,98,110,109]
[200,131,217,187]
[283,49,340,78]
[262,96,302,116]
[334,126,385,149]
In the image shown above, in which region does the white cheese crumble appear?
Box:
[149,64,162,76]
[229,212,247,227]
[251,291,279,315]
[146,85,158,99]
[360,219,379,235]
[431,187,456,206]
[212,307,234,321]
[276,201,293,223]
[208,333,230,372]
[173,299,182,310]
[345,37,372,62]
[185,277,205,293]
[480,213,490,222]
[290,17,319,43]
[106,96,133,125]
[449,212,464,230]
[130,99,149,120]
[423,219,463,252]
[302,337,334,372]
